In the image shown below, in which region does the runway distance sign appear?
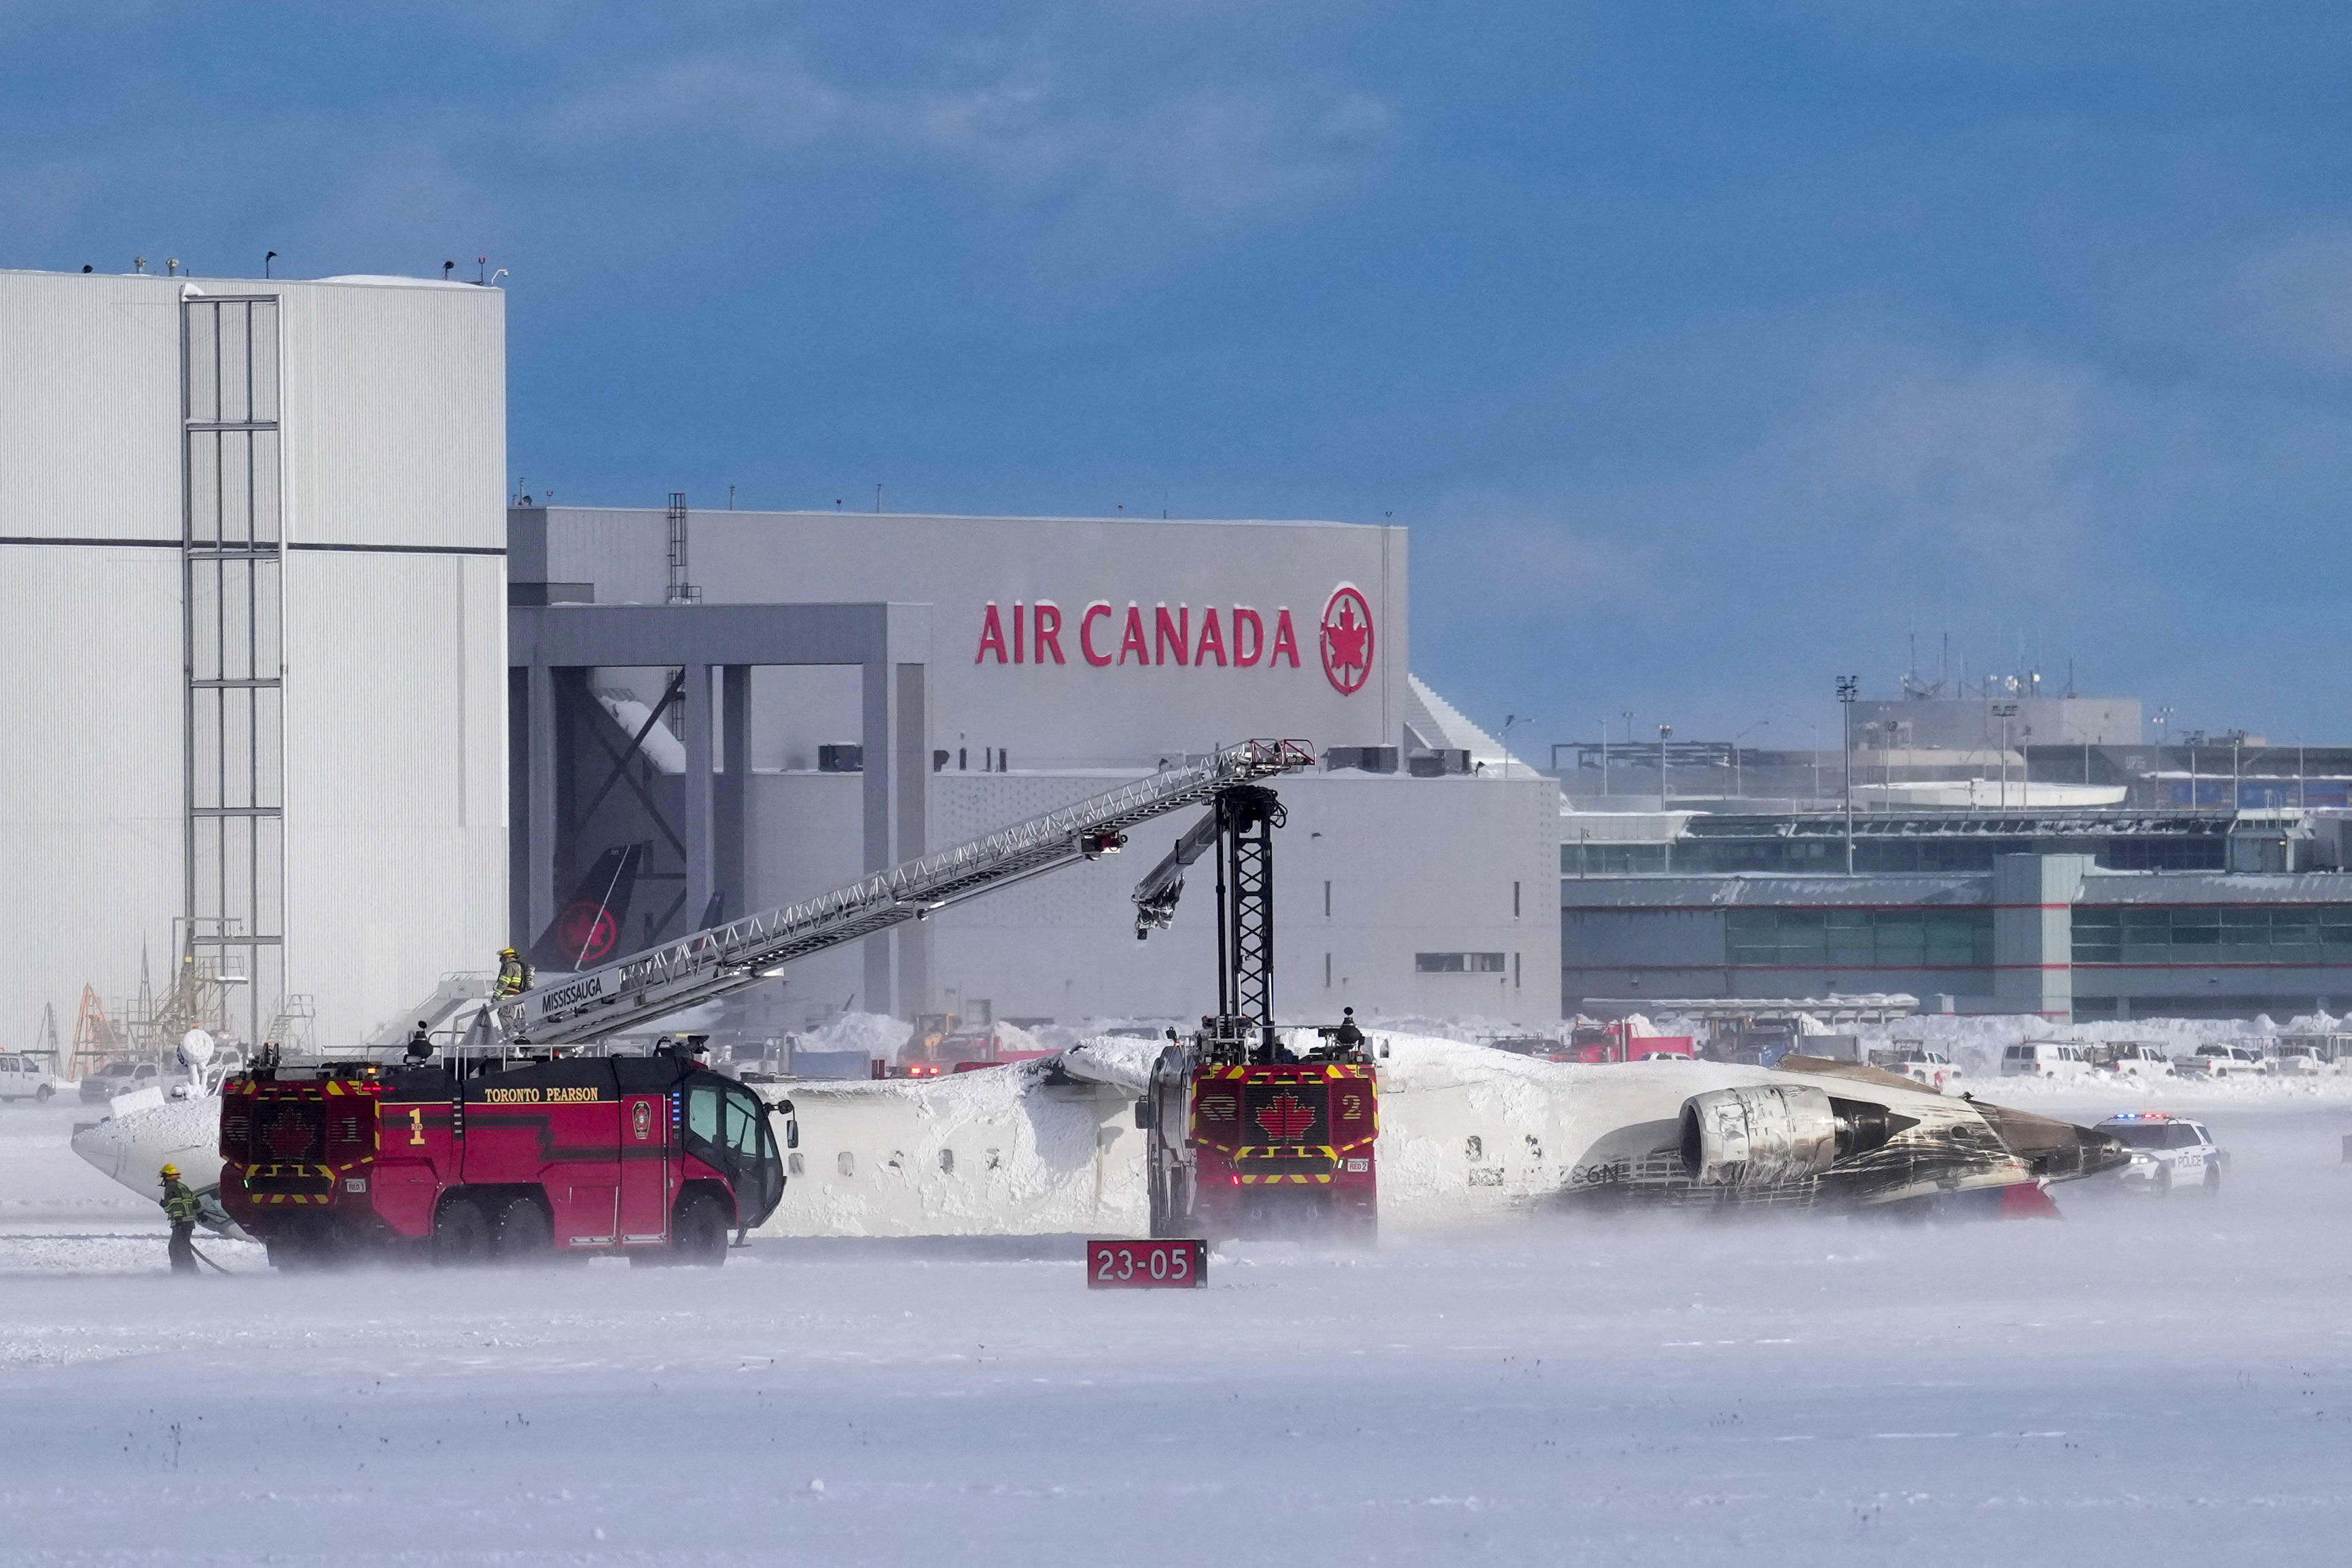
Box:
[1086,1238,1206,1289]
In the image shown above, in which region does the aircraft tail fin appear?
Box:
[529,844,645,972]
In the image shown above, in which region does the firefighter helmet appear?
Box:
[160,1163,181,1179]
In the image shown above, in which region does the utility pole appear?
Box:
[1658,724,1673,813]
[1991,702,2019,809]
[1836,677,1857,874]
[1599,721,1609,797]
[1733,721,1767,800]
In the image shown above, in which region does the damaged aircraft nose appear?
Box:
[1965,1099,2132,1181]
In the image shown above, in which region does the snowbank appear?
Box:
[796,1010,912,1061]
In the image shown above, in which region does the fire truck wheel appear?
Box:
[493,1195,554,1263]
[672,1192,730,1266]
[432,1196,493,1266]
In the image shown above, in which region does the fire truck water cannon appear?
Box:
[1128,770,1379,1244]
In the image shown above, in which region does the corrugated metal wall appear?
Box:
[0,270,506,1057]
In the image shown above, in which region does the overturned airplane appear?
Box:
[748,1031,2128,1239]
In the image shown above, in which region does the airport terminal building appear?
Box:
[1559,697,2352,1022]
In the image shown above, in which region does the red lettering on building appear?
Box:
[1270,608,1301,668]
[1232,607,1264,666]
[980,589,1359,685]
[1033,601,1065,664]
[976,603,1008,664]
[1080,602,1114,666]
[1194,607,1226,666]
[1154,604,1189,666]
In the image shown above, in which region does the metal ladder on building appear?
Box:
[503,739,1315,1047]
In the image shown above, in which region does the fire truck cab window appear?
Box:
[723,1087,764,1160]
[687,1084,723,1149]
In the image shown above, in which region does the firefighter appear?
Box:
[495,947,534,997]
[158,1164,200,1275]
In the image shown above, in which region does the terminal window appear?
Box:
[2073,905,2352,965]
[1417,952,1507,974]
[1724,909,1994,969]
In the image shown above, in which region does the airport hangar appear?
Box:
[1,263,1554,1061]
[509,504,1560,1033]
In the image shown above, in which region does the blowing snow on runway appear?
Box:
[6,1080,2351,1567]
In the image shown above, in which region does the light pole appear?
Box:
[1497,714,1522,780]
[1733,721,1768,801]
[1836,677,1858,874]
[1991,702,2019,808]
[1658,724,1673,813]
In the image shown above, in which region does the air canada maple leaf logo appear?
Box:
[1255,1092,1317,1141]
[1319,585,1374,696]
[558,905,619,965]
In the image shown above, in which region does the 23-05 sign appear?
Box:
[1086,1238,1206,1289]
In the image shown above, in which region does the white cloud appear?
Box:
[529,36,1399,239]
[2220,226,2352,373]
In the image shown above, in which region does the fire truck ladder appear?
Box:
[1130,784,1286,1059]
[505,740,1315,1047]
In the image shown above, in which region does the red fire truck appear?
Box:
[1130,778,1382,1241]
[1188,1058,1378,1234]
[219,1041,789,1268]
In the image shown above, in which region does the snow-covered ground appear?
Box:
[6,1086,2352,1564]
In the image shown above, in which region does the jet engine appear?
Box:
[1679,1086,1911,1186]
[1679,1086,1836,1184]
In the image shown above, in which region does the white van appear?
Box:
[2001,1041,2093,1079]
[0,1053,56,1102]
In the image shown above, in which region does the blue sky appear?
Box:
[7,3,2350,751]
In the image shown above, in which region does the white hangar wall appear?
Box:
[519,507,1409,769]
[0,268,507,1058]
[736,769,1560,1030]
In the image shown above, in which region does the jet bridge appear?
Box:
[501,740,1315,1047]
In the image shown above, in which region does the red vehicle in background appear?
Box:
[1563,1023,1695,1063]
[219,1039,790,1268]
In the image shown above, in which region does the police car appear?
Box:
[2095,1111,2224,1197]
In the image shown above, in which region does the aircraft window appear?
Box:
[836,1152,855,1177]
[938,1149,955,1175]
[1465,1136,1483,1161]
